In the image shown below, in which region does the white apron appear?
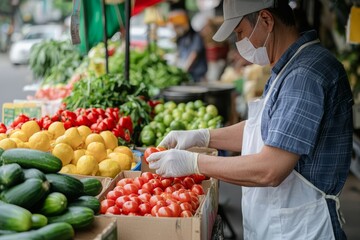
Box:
[241,40,344,240]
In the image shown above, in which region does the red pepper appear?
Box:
[42,116,53,130]
[11,114,30,128]
[103,118,116,130]
[61,110,77,128]
[0,123,7,134]
[76,115,91,127]
[87,112,98,124]
[119,116,133,134]
[112,126,125,139]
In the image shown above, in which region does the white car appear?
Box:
[9,24,66,65]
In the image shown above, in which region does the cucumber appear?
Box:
[0,203,32,232]
[0,230,16,236]
[80,177,103,196]
[0,223,73,240]
[46,173,84,200]
[69,195,101,214]
[1,148,62,173]
[36,222,74,240]
[0,231,42,240]
[31,214,48,229]
[23,168,47,181]
[39,192,67,216]
[0,178,49,209]
[48,206,94,229]
[0,164,24,190]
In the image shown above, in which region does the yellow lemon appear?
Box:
[10,130,28,142]
[9,138,23,147]
[48,122,65,140]
[76,155,98,175]
[98,159,121,178]
[113,146,134,162]
[86,142,107,162]
[21,120,40,139]
[0,138,17,150]
[71,149,86,165]
[60,164,77,174]
[52,143,74,166]
[85,133,105,148]
[77,126,92,142]
[17,141,30,148]
[108,152,132,171]
[100,131,118,150]
[0,133,7,141]
[106,149,113,156]
[28,131,51,151]
[42,130,54,141]
[63,127,83,149]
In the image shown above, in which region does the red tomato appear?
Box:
[106,190,122,201]
[179,202,193,212]
[157,206,173,217]
[133,177,145,188]
[115,195,131,209]
[117,178,133,187]
[156,200,167,208]
[149,195,164,207]
[178,192,192,203]
[143,147,159,164]
[138,203,152,215]
[191,184,205,195]
[122,201,139,215]
[190,174,207,184]
[168,202,181,217]
[149,178,162,189]
[138,189,151,195]
[106,205,121,215]
[123,183,139,195]
[164,186,176,193]
[153,187,163,195]
[100,199,115,214]
[173,178,183,185]
[138,193,151,203]
[161,178,172,189]
[151,205,161,216]
[129,196,142,206]
[141,182,154,193]
[182,177,195,189]
[180,210,193,217]
[141,172,154,182]
[113,186,125,196]
[172,183,185,191]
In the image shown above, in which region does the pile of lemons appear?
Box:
[0,120,137,178]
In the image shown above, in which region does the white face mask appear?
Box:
[236,16,270,66]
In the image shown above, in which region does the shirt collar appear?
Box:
[271,30,318,75]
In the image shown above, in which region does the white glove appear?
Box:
[147,149,200,177]
[158,129,210,149]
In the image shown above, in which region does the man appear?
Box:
[168,9,208,82]
[148,0,353,239]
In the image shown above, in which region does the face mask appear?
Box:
[236,16,270,66]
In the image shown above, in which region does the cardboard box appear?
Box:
[98,171,219,240]
[75,216,117,240]
[2,102,42,126]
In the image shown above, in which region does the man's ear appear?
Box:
[259,10,274,33]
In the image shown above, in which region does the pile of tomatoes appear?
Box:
[100,172,207,217]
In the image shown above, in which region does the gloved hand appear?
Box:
[158,129,210,149]
[147,149,200,177]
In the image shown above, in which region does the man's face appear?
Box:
[233,15,265,49]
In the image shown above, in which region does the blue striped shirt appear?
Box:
[261,30,353,239]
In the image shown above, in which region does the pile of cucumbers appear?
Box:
[0,148,103,240]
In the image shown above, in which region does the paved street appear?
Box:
[0,53,36,121]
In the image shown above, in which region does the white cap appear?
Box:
[213,0,274,42]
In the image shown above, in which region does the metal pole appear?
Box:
[124,0,131,82]
[101,0,109,73]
